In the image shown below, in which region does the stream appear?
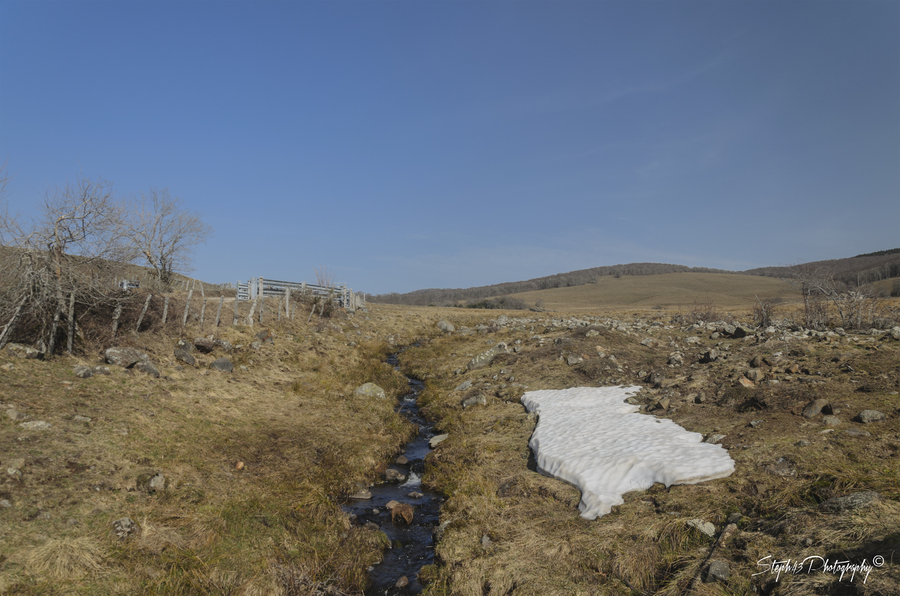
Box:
[342,352,443,595]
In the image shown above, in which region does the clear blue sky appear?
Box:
[1,1,898,294]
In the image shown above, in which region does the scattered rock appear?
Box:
[704,434,726,444]
[855,410,885,424]
[765,457,797,477]
[395,576,409,589]
[18,421,51,431]
[566,354,583,366]
[429,434,448,448]
[745,369,765,383]
[700,349,720,363]
[113,517,139,539]
[822,416,841,426]
[820,491,880,513]
[133,360,160,378]
[348,487,372,500]
[73,415,92,423]
[92,366,111,375]
[844,429,871,437]
[0,499,11,508]
[6,409,26,421]
[148,473,165,492]
[467,343,508,370]
[104,347,150,368]
[407,492,424,499]
[436,319,455,333]
[749,420,764,428]
[7,458,25,472]
[212,338,233,352]
[462,394,487,408]
[705,560,730,583]
[6,343,41,359]
[454,380,473,392]
[654,398,670,412]
[802,399,829,418]
[193,338,215,353]
[254,330,275,344]
[737,377,755,388]
[796,439,810,447]
[384,468,406,482]
[73,365,93,378]
[209,358,233,373]
[395,455,409,465]
[687,519,716,537]
[387,501,414,525]
[355,383,386,399]
[481,534,492,548]
[1,362,13,371]
[173,348,195,366]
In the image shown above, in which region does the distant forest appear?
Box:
[369,251,900,307]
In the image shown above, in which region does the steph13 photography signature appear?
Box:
[753,554,887,583]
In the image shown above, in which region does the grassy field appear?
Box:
[504,272,800,311]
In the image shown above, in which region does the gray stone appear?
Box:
[654,398,670,412]
[133,360,160,378]
[18,421,51,431]
[466,343,508,370]
[705,434,726,444]
[384,468,406,482]
[175,339,194,352]
[700,349,720,363]
[566,354,583,366]
[6,343,41,359]
[822,416,841,426]
[7,458,25,471]
[749,419,764,428]
[104,347,150,368]
[113,517,138,539]
[844,429,871,437]
[745,369,765,383]
[890,326,900,341]
[395,576,409,589]
[0,499,11,508]
[855,410,885,424]
[148,473,165,492]
[174,348,195,366]
[705,560,730,583]
[461,394,487,408]
[73,365,93,378]
[193,338,215,353]
[820,491,880,513]
[73,415,92,423]
[212,338,233,352]
[429,434,448,448]
[454,380,473,392]
[436,319,455,333]
[209,357,233,373]
[349,487,372,500]
[355,383,386,399]
[802,399,829,418]
[91,366,111,375]
[5,409,26,421]
[687,519,716,538]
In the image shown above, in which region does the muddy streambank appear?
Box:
[342,353,443,595]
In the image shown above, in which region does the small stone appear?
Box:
[0,499,11,508]
[796,439,810,447]
[855,410,885,424]
[133,360,160,378]
[820,491,880,513]
[407,492,424,499]
[567,354,583,366]
[737,377,755,388]
[461,394,487,408]
[705,560,730,583]
[395,455,409,465]
[148,473,165,492]
[844,429,871,437]
[6,343,41,359]
[234,461,244,470]
[18,421,51,431]
[429,434,448,448]
[73,365,93,378]
[705,434,726,444]
[436,319,455,333]
[384,468,406,482]
[73,415,91,423]
[354,383,386,399]
[104,347,150,368]
[802,399,829,418]
[745,368,764,383]
[193,338,216,353]
[1,363,13,371]
[686,519,716,537]
[395,576,409,588]
[91,366,111,375]
[822,416,841,426]
[749,420,764,428]
[655,398,670,412]
[349,487,372,500]
[113,517,138,539]
[454,380,473,392]
[481,534,492,548]
[209,357,233,373]
[173,348,195,366]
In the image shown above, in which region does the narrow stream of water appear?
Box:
[342,353,442,595]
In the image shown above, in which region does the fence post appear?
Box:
[215,296,224,327]
[135,294,152,332]
[285,286,291,320]
[162,296,170,324]
[182,289,193,327]
[199,297,207,330]
[67,293,76,354]
[233,295,239,325]
[258,278,265,323]
[247,296,258,327]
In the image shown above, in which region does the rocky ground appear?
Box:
[1,302,898,595]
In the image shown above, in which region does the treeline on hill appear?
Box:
[744,251,900,289]
[369,263,730,307]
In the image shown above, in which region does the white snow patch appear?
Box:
[522,386,734,520]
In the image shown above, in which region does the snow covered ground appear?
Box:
[522,386,735,520]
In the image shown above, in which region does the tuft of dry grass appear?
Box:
[24,536,104,579]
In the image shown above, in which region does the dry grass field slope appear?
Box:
[505,272,800,311]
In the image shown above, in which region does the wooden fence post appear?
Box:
[214,296,224,328]
[135,294,152,332]
[162,296,170,325]
[247,296,258,327]
[111,302,123,337]
[199,298,207,330]
[182,289,193,327]
[285,286,291,320]
[233,296,239,325]
[258,278,265,323]
[67,293,75,354]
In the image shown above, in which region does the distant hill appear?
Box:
[371,250,900,307]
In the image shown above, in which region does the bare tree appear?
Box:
[0,176,135,353]
[127,188,212,288]
[314,265,336,288]
[788,267,885,330]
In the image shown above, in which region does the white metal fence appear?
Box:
[236,277,365,311]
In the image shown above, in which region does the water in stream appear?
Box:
[342,353,443,595]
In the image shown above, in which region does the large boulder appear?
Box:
[174,348,195,366]
[193,338,215,354]
[134,360,160,378]
[355,383,386,399]
[104,347,150,368]
[6,343,41,359]
[467,343,508,370]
